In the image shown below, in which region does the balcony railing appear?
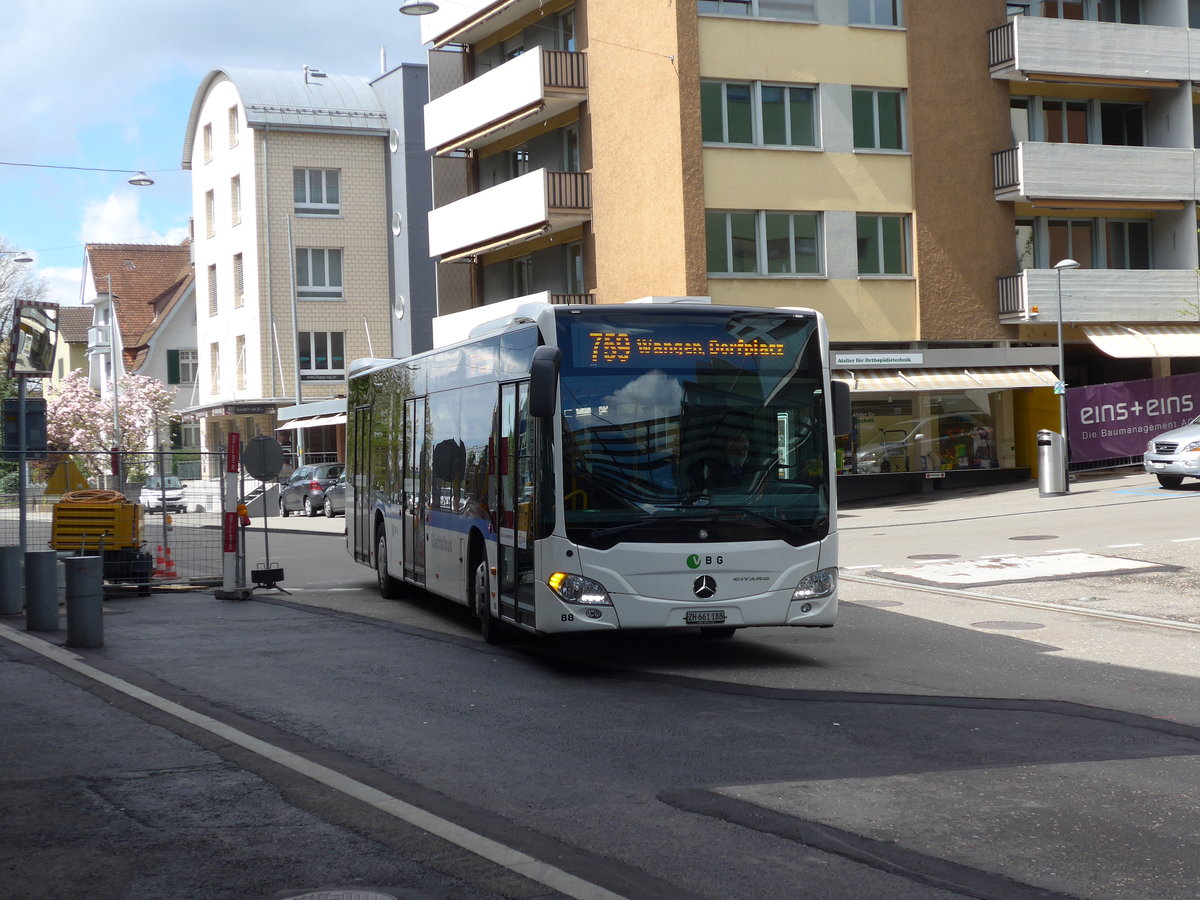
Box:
[424,46,587,156]
[428,168,592,260]
[998,269,1200,325]
[992,142,1194,204]
[550,293,593,305]
[988,16,1187,84]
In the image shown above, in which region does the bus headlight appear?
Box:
[548,572,613,606]
[792,567,837,601]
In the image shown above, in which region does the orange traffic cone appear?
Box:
[154,546,167,578]
[163,547,177,579]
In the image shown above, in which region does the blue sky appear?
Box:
[1,0,428,306]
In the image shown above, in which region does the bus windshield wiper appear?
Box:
[702,505,825,542]
[589,512,715,540]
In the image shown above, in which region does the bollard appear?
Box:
[24,550,60,632]
[0,546,22,615]
[64,556,104,648]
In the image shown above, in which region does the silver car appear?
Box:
[140,475,187,512]
[1143,415,1200,488]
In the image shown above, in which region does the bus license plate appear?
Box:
[685,610,726,625]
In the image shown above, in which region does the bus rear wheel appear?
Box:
[376,527,402,599]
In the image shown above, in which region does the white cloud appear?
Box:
[41,266,86,306]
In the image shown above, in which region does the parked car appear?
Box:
[322,473,346,517]
[1143,415,1200,488]
[279,462,344,517]
[854,415,995,474]
[139,475,187,513]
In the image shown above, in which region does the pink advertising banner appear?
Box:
[1068,372,1200,463]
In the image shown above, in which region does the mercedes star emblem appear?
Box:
[693,575,717,599]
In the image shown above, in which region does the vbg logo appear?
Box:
[686,554,701,569]
[686,554,724,568]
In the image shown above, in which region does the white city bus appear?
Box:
[345,299,849,643]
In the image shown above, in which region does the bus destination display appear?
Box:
[584,330,786,366]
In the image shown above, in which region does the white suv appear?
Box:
[1143,415,1200,488]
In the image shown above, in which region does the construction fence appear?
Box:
[0,449,267,592]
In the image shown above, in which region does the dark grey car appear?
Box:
[322,473,346,518]
[279,463,344,517]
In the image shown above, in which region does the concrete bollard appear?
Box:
[0,546,22,615]
[64,556,104,648]
[24,550,60,632]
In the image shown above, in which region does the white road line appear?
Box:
[843,565,880,570]
[1042,548,1083,554]
[1106,543,1144,548]
[1170,536,1200,543]
[0,624,628,900]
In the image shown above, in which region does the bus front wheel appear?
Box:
[376,527,402,599]
[473,558,510,645]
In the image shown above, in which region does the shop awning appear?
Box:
[1083,324,1200,358]
[275,413,346,431]
[835,367,1057,393]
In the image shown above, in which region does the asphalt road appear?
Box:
[2,468,1198,900]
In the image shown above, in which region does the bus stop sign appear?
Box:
[242,435,285,481]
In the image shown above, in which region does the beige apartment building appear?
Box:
[418,0,1098,497]
[182,64,432,475]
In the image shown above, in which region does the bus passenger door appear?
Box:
[404,397,426,585]
[352,404,372,563]
[497,382,536,625]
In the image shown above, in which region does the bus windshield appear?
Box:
[556,307,831,548]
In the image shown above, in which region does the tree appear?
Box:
[46,369,177,481]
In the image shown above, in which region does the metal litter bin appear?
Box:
[1037,429,1068,496]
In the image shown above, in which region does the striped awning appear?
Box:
[1083,324,1200,358]
[835,367,1057,393]
[275,413,346,431]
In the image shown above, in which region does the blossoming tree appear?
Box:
[46,369,177,481]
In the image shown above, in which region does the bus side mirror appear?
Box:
[529,346,561,418]
[831,380,852,437]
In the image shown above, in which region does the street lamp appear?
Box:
[1054,258,1080,492]
[399,1,439,13]
[1,250,34,263]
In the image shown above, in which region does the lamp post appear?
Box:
[1054,258,1080,493]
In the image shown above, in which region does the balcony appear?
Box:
[425,47,587,156]
[988,17,1187,86]
[428,169,591,261]
[993,143,1194,206]
[86,324,111,350]
[997,268,1200,325]
[420,0,549,49]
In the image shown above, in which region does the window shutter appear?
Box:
[167,349,181,385]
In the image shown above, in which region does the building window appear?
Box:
[1040,0,1142,23]
[233,253,244,307]
[293,168,340,216]
[850,0,903,26]
[853,88,906,151]
[856,214,910,275]
[235,335,247,390]
[697,0,816,21]
[203,123,212,163]
[230,176,241,225]
[512,255,534,296]
[207,264,218,315]
[228,105,239,147]
[205,190,215,237]
[566,243,584,294]
[167,349,198,385]
[1106,220,1151,269]
[706,210,822,275]
[210,343,220,393]
[1047,218,1095,267]
[701,81,817,148]
[295,248,343,300]
[557,8,576,51]
[299,331,346,381]
[563,124,581,172]
[1015,218,1037,270]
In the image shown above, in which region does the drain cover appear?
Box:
[1009,534,1058,541]
[971,621,1046,631]
[281,892,397,900]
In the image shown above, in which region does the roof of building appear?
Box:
[86,242,193,373]
[56,306,94,344]
[182,66,389,168]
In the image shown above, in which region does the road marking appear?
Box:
[871,552,1164,588]
[1106,543,1144,549]
[1170,536,1200,543]
[842,573,1200,634]
[0,624,628,900]
[1042,548,1083,555]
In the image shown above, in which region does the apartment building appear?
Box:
[418,0,1098,495]
[182,63,433,475]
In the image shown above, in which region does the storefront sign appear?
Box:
[1068,372,1200,462]
[834,352,924,367]
[223,404,276,416]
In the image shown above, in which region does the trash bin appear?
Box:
[1037,429,1068,496]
